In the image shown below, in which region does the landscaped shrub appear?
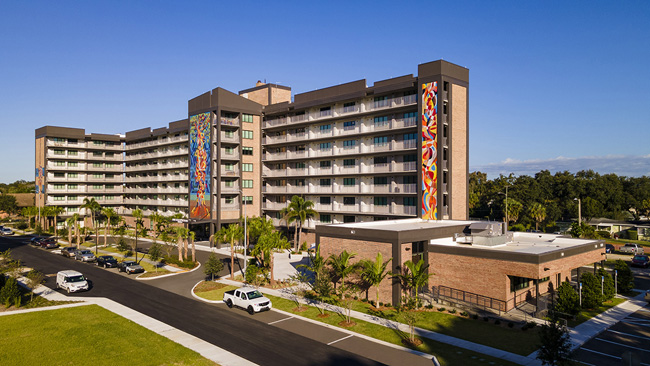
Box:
[483,316,489,322]
[425,304,434,309]
[509,224,526,232]
[597,268,616,301]
[379,302,383,307]
[449,309,457,314]
[596,230,610,239]
[438,307,446,312]
[0,277,21,308]
[460,311,468,317]
[627,230,638,240]
[162,255,196,269]
[554,281,580,316]
[580,272,603,309]
[527,321,537,329]
[16,221,27,230]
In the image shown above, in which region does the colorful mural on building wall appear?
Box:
[189,112,211,219]
[421,82,438,220]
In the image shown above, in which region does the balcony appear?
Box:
[264,117,287,128]
[337,166,359,174]
[287,150,307,159]
[262,201,286,210]
[220,182,240,192]
[393,205,417,216]
[220,167,239,176]
[125,174,189,183]
[221,148,240,160]
[264,135,287,144]
[337,186,359,194]
[313,203,332,211]
[263,186,286,194]
[220,117,240,127]
[287,132,307,142]
[394,140,417,150]
[220,131,240,144]
[310,186,333,193]
[395,161,417,172]
[286,186,307,194]
[287,168,307,176]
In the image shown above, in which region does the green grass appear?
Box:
[568,297,627,327]
[0,305,217,366]
[194,282,238,301]
[266,295,519,366]
[605,238,650,247]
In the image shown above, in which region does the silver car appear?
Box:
[75,250,96,262]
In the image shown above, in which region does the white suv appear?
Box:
[55,270,89,293]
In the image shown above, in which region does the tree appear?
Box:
[132,209,144,262]
[297,246,334,300]
[204,252,225,281]
[148,241,163,272]
[398,309,421,345]
[596,268,615,301]
[247,216,275,246]
[81,198,102,253]
[360,252,392,309]
[280,196,318,251]
[189,231,196,263]
[553,281,580,316]
[614,260,634,293]
[50,206,64,237]
[393,259,432,307]
[102,207,118,246]
[71,213,81,248]
[26,269,45,301]
[529,202,547,231]
[65,216,75,245]
[149,212,162,238]
[580,272,602,309]
[215,224,243,279]
[327,250,358,290]
[0,194,18,215]
[22,206,37,229]
[173,227,188,262]
[537,312,573,366]
[505,197,523,224]
[0,277,21,308]
[256,231,290,285]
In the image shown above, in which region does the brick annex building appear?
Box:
[35,60,469,239]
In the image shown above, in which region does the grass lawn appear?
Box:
[606,238,650,247]
[0,305,217,366]
[194,281,238,301]
[568,297,627,327]
[266,295,520,366]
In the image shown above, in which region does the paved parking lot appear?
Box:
[573,304,650,365]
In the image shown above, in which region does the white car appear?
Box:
[55,270,89,293]
[1,227,13,235]
[223,287,272,314]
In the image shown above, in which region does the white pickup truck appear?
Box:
[223,287,272,315]
[618,243,644,255]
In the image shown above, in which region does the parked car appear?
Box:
[61,246,77,257]
[118,260,144,274]
[29,237,45,246]
[1,227,14,235]
[619,243,645,255]
[97,255,118,268]
[75,250,96,262]
[39,238,59,249]
[631,255,650,268]
[605,244,615,253]
[55,270,89,293]
[223,287,272,315]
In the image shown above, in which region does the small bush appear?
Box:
[508,322,514,328]
[162,255,196,269]
[379,302,383,307]
[449,309,457,314]
[438,307,446,312]
[353,296,358,300]
[494,319,501,325]
[472,314,479,320]
[460,311,468,317]
[384,303,391,307]
[0,277,21,308]
[16,221,27,230]
[369,300,375,307]
[425,304,434,309]
[361,298,367,303]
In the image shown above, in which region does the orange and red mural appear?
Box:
[421,82,438,220]
[189,112,211,220]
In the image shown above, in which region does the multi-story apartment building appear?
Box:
[35,126,125,219]
[35,59,468,241]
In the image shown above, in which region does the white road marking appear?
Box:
[327,334,353,345]
[595,337,650,352]
[608,329,650,341]
[580,348,620,359]
[268,316,293,325]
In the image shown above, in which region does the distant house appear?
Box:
[588,218,650,241]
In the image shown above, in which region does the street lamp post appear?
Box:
[601,275,604,296]
[240,190,247,275]
[579,282,582,307]
[615,270,618,295]
[574,197,582,224]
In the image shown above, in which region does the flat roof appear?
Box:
[333,218,476,232]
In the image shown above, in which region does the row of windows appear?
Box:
[313,112,416,132]
[224,146,254,155]
[224,196,253,205]
[53,150,116,157]
[53,173,117,178]
[52,184,115,189]
[53,195,117,201]
[242,114,254,123]
[242,130,254,139]
[313,196,415,206]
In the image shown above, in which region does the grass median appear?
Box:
[265,294,519,366]
[0,305,217,366]
[194,281,238,301]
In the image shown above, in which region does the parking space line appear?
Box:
[571,360,596,366]
[580,348,620,359]
[608,329,650,341]
[327,334,353,345]
[622,319,650,327]
[268,316,293,325]
[637,308,650,313]
[595,337,650,352]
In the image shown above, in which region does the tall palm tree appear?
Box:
[215,224,243,279]
[174,227,189,262]
[102,207,117,246]
[529,202,547,231]
[149,212,162,238]
[50,206,65,237]
[132,209,144,262]
[393,259,432,307]
[65,216,75,245]
[81,198,102,253]
[41,206,51,231]
[360,252,392,308]
[71,213,81,248]
[22,206,37,230]
[189,230,196,263]
[255,231,290,285]
[280,195,318,251]
[327,250,358,290]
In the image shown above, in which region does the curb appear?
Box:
[190,280,224,304]
[136,262,202,281]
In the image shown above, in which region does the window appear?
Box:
[67,207,77,212]
[343,197,355,205]
[225,197,234,205]
[93,184,103,189]
[343,215,355,223]
[225,131,234,138]
[320,106,331,117]
[374,156,388,164]
[374,116,389,126]
[105,174,114,179]
[296,162,306,169]
[55,161,65,166]
[320,196,331,204]
[319,142,331,150]
[106,152,114,158]
[93,163,102,168]
[444,81,449,92]
[93,141,103,145]
[443,171,448,184]
[68,150,78,156]
[403,112,417,119]
[443,124,448,138]
[53,149,65,155]
[320,214,332,223]
[68,162,78,167]
[68,184,78,189]
[68,195,78,200]
[54,196,65,201]
[343,121,356,130]
[510,276,530,292]
[53,184,64,190]
[374,197,388,206]
[242,147,253,155]
[404,197,416,206]
[403,176,417,184]
[225,163,234,171]
[242,114,254,123]
[343,178,355,186]
[68,173,78,178]
[443,148,448,161]
[320,160,331,168]
[93,174,103,179]
[243,196,253,205]
[403,154,417,162]
[242,130,253,139]
[95,195,103,200]
[374,96,389,108]
[242,180,253,188]
[443,101,448,114]
[374,136,388,146]
[319,179,331,186]
[93,152,102,157]
[225,147,234,155]
[105,184,113,189]
[343,159,355,167]
[319,124,331,131]
[343,102,356,113]
[374,177,388,185]
[343,140,356,148]
[225,181,234,188]
[52,137,65,143]
[105,196,114,200]
[242,163,253,172]
[403,133,416,140]
[105,163,114,168]
[54,172,65,178]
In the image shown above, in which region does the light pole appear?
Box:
[601,275,604,296]
[615,270,618,295]
[498,186,509,231]
[240,190,247,275]
[579,282,582,307]
[574,198,582,224]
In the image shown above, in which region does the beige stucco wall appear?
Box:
[241,114,261,217]
[450,84,468,220]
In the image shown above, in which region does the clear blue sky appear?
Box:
[1,0,648,183]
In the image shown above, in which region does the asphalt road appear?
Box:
[1,235,384,366]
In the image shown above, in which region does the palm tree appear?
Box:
[505,197,523,225]
[22,206,37,229]
[393,259,432,307]
[360,252,392,308]
[102,207,118,246]
[50,206,65,237]
[41,206,51,231]
[189,230,196,263]
[65,216,75,245]
[215,224,243,279]
[247,216,275,245]
[81,198,102,253]
[174,227,189,262]
[327,250,358,290]
[529,202,547,231]
[132,209,144,262]
[149,212,162,238]
[280,195,318,251]
[71,213,81,248]
[255,231,290,285]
